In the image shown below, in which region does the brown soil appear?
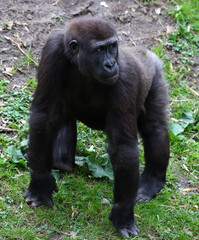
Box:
[0,0,176,90]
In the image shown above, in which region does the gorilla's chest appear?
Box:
[65,82,109,130]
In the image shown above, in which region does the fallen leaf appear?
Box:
[155,8,161,15]
[53,204,57,210]
[2,67,14,76]
[64,231,77,239]
[71,206,78,219]
[102,197,110,204]
[100,1,108,8]
[125,10,128,15]
[166,26,175,36]
[1,47,11,52]
[21,119,26,125]
[3,21,14,30]
[24,26,30,33]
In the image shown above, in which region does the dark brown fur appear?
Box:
[25,17,169,238]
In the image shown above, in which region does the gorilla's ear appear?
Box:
[69,40,79,55]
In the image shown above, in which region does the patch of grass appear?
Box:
[169,0,199,33]
[167,25,199,61]
[51,14,64,25]
[154,41,199,189]
[151,42,199,238]
[167,0,199,64]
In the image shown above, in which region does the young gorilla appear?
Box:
[25,17,169,238]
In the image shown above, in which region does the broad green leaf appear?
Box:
[75,156,88,166]
[5,145,26,167]
[75,155,113,180]
[179,111,195,128]
[169,123,184,135]
[87,159,113,180]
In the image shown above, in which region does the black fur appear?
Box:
[25,17,169,238]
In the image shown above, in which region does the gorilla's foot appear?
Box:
[136,174,165,203]
[109,204,139,238]
[24,172,58,207]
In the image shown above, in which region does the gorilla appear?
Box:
[24,17,169,238]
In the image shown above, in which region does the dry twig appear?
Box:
[182,187,199,192]
[0,126,17,132]
[5,36,38,67]
[186,85,199,97]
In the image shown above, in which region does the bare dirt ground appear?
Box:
[0,0,176,91]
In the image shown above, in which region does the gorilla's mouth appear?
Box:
[107,74,118,81]
[102,74,118,85]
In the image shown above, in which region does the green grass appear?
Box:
[0,0,199,239]
[167,0,199,65]
[169,0,199,33]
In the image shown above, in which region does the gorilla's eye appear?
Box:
[96,46,104,53]
[110,42,117,49]
[110,43,117,49]
[109,43,117,53]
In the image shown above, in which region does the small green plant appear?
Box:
[169,0,199,32]
[51,14,64,24]
[0,80,31,168]
[26,77,37,90]
[76,123,113,179]
[167,25,199,59]
[169,110,197,140]
[168,1,199,64]
[0,89,32,128]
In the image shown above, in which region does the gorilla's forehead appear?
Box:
[90,36,118,48]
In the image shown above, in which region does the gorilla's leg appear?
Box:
[137,76,169,203]
[25,109,76,207]
[52,119,77,172]
[108,141,140,237]
[25,110,57,207]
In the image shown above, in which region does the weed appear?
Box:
[167,0,199,64]
[51,14,64,24]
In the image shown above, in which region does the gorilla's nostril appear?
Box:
[104,61,115,70]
